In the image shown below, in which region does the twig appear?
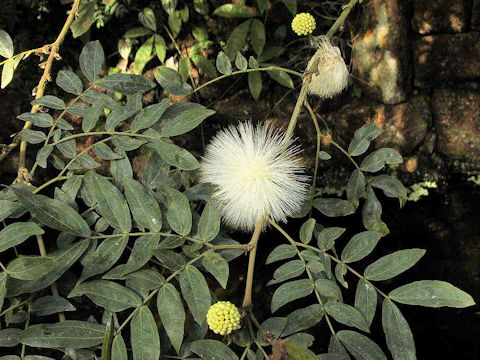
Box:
[242,216,264,309]
[282,0,361,142]
[14,0,81,181]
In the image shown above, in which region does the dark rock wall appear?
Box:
[326,0,480,176]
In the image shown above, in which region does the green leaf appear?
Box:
[161,0,178,15]
[20,321,105,349]
[154,35,166,63]
[382,300,415,360]
[56,137,76,158]
[69,280,142,312]
[126,269,164,291]
[346,169,366,209]
[389,280,475,308]
[17,113,53,128]
[315,279,342,300]
[364,249,425,281]
[7,240,89,297]
[282,304,324,337]
[348,123,381,156]
[249,56,259,69]
[164,186,192,236]
[153,249,185,271]
[250,19,265,55]
[160,103,215,137]
[360,148,403,172]
[98,73,155,95]
[35,146,53,168]
[248,71,262,99]
[0,200,23,222]
[316,227,345,251]
[31,95,65,110]
[202,252,229,288]
[370,175,407,208]
[111,335,127,360]
[83,171,132,233]
[0,327,21,347]
[362,187,389,236]
[335,263,348,289]
[138,7,156,31]
[268,260,305,286]
[299,218,315,244]
[110,151,133,182]
[21,129,46,144]
[7,256,56,281]
[0,30,14,58]
[266,244,296,264]
[213,4,255,17]
[281,0,297,15]
[1,58,14,89]
[154,66,192,95]
[168,12,182,37]
[198,201,221,242]
[179,265,211,324]
[235,52,247,70]
[57,70,83,95]
[284,341,317,360]
[114,234,160,276]
[80,235,129,282]
[341,231,381,263]
[325,301,370,332]
[12,187,91,237]
[192,54,217,78]
[313,198,356,217]
[0,222,44,253]
[193,0,209,14]
[157,283,185,353]
[267,69,294,88]
[71,2,95,38]
[271,279,314,313]
[216,51,232,75]
[131,306,160,360]
[0,272,6,312]
[31,296,76,316]
[82,100,105,133]
[133,36,154,75]
[354,278,377,327]
[141,153,170,190]
[318,151,331,160]
[337,330,386,360]
[225,20,251,60]
[190,339,239,360]
[328,334,350,359]
[79,41,104,82]
[92,143,123,160]
[131,99,169,133]
[123,178,162,232]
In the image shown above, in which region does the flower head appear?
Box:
[200,121,309,232]
[292,13,316,36]
[206,301,241,335]
[306,35,349,98]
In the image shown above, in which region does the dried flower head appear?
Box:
[291,13,316,36]
[200,121,309,232]
[306,35,349,98]
[206,301,241,335]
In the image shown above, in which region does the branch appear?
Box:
[6,0,81,179]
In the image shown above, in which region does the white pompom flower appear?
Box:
[306,35,349,98]
[200,121,309,232]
